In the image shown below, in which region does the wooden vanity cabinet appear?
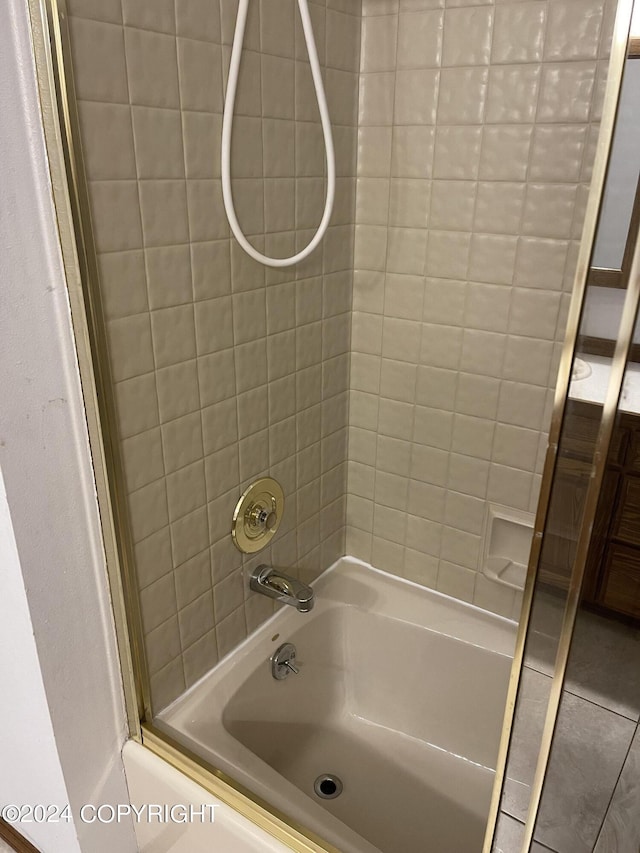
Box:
[595,427,640,619]
[538,454,592,590]
[537,402,606,592]
[543,401,640,621]
[599,545,640,618]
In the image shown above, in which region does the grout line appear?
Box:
[497,810,559,852]
[523,658,640,722]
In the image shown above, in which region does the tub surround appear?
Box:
[65,0,360,711]
[347,0,618,620]
[64,0,618,721]
[158,558,515,853]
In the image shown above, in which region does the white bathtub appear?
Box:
[157,558,516,853]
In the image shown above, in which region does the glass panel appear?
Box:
[530,287,640,851]
[592,60,640,271]
[491,39,640,853]
[494,373,628,848]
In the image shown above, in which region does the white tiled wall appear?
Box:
[66,0,360,711]
[347,0,616,618]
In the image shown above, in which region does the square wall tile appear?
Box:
[89,181,143,253]
[139,181,189,247]
[443,7,493,67]
[394,70,439,125]
[176,0,222,41]
[98,250,148,320]
[544,0,603,62]
[178,39,223,113]
[438,68,488,125]
[433,127,483,180]
[492,3,546,65]
[391,126,435,178]
[359,73,395,126]
[486,65,541,125]
[126,28,180,109]
[361,15,398,72]
[78,101,136,181]
[70,17,129,104]
[537,62,596,124]
[397,11,443,69]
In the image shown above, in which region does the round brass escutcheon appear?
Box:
[231,477,284,554]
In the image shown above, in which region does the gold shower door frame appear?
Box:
[24,0,637,850]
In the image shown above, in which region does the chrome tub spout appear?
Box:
[249,565,314,612]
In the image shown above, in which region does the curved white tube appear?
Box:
[221,0,335,268]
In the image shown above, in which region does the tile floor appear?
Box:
[495,590,640,852]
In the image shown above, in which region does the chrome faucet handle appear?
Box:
[271,642,299,680]
[247,496,277,532]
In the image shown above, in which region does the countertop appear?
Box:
[569,355,640,414]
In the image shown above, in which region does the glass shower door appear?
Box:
[486,4,640,848]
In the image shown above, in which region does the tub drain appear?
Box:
[314,774,343,799]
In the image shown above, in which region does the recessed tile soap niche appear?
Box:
[481,505,535,591]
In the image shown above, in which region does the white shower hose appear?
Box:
[221,0,335,268]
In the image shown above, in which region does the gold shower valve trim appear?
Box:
[232,477,284,554]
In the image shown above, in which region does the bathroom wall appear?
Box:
[347,0,617,617]
[581,286,640,344]
[1,2,135,848]
[65,0,360,710]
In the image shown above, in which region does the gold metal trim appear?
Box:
[25,0,143,738]
[142,724,341,853]
[481,0,636,848]
[232,477,285,553]
[31,0,153,726]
